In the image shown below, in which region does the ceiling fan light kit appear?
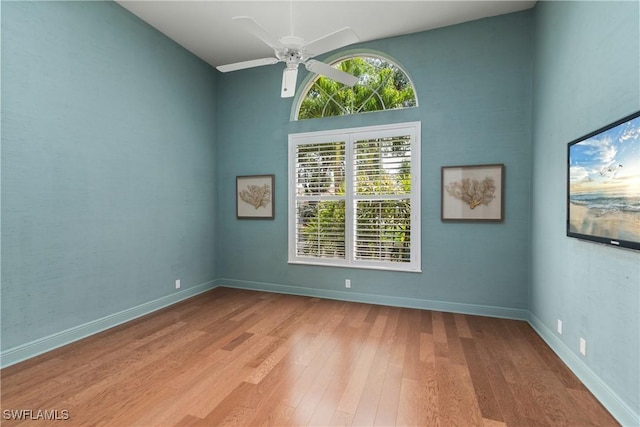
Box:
[216,16,360,98]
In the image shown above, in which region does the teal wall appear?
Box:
[217,11,533,316]
[1,2,219,351]
[531,1,640,423]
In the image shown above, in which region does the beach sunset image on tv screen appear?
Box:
[568,111,640,250]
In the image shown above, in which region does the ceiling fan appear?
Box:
[216,16,360,98]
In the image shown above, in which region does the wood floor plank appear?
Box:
[524,366,591,426]
[373,363,403,426]
[329,409,354,427]
[138,334,277,426]
[401,308,421,383]
[347,302,375,329]
[443,311,466,365]
[420,309,433,334]
[222,331,255,351]
[516,321,588,390]
[418,331,441,427]
[197,312,263,353]
[233,356,309,426]
[173,414,205,427]
[291,302,349,367]
[432,311,449,359]
[454,313,473,338]
[60,325,199,398]
[476,347,534,426]
[265,296,320,339]
[432,310,447,345]
[197,380,256,426]
[435,354,484,427]
[228,292,275,322]
[277,332,343,416]
[363,304,380,324]
[64,330,209,425]
[460,337,504,423]
[204,298,344,426]
[395,377,420,426]
[470,315,551,427]
[246,294,310,336]
[334,308,388,417]
[374,308,409,426]
[351,307,400,427]
[170,333,275,393]
[0,287,619,427]
[568,388,620,426]
[483,418,508,427]
[287,305,374,426]
[245,331,312,385]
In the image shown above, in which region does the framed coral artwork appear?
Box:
[441,164,504,222]
[236,174,274,219]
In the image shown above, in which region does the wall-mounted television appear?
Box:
[567,111,640,251]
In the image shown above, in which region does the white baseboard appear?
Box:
[219,278,529,320]
[0,280,219,368]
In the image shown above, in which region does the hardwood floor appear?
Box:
[1,287,619,426]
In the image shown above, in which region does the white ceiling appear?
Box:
[116,1,536,69]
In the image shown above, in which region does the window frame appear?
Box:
[288,121,421,272]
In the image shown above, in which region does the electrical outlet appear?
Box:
[345,279,351,289]
[557,319,563,335]
[175,279,181,289]
[579,337,586,356]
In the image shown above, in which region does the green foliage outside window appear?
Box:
[298,56,416,120]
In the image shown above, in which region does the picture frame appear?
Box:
[236,174,274,219]
[441,164,505,222]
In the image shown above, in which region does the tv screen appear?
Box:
[567,111,640,251]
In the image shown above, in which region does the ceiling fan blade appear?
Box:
[305,60,359,87]
[305,27,359,57]
[233,16,283,50]
[216,57,279,73]
[281,67,299,98]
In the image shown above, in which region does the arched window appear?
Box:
[294,52,417,120]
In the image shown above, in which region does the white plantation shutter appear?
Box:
[289,122,420,272]
[296,200,345,259]
[354,136,413,264]
[293,141,346,260]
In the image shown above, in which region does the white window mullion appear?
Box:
[345,133,355,266]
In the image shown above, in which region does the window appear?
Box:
[295,54,417,120]
[288,122,421,272]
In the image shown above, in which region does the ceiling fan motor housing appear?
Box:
[277,48,308,67]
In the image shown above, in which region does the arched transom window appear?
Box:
[295,53,417,120]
